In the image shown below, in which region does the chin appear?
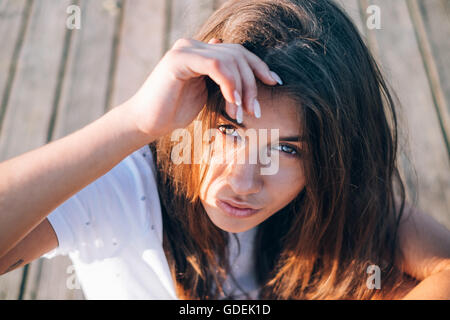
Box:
[203,206,261,233]
[216,222,254,233]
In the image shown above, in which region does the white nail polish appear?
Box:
[236,104,243,124]
[234,90,242,106]
[254,99,261,118]
[270,71,283,85]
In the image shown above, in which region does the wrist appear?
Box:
[119,91,173,141]
[107,102,155,153]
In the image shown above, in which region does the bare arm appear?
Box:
[0,218,57,275]
[0,103,150,258]
[400,269,450,299]
[395,205,450,299]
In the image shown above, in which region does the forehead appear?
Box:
[259,87,300,120]
[225,87,303,135]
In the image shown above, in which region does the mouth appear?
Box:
[216,199,261,218]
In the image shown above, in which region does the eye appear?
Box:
[217,124,302,157]
[217,124,240,138]
[273,144,301,157]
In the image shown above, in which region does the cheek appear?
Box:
[199,163,226,201]
[264,163,306,208]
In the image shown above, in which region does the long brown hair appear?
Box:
[150,0,414,299]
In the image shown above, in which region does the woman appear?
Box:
[0,0,449,300]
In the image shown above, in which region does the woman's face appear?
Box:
[199,89,306,233]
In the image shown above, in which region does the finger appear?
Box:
[210,51,243,121]
[226,60,242,121]
[208,38,243,121]
[211,45,258,119]
[207,41,245,121]
[235,45,282,86]
[234,53,258,117]
[181,49,242,120]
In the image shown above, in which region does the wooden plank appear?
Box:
[367,0,450,229]
[168,0,215,48]
[111,0,215,109]
[0,0,30,301]
[0,268,23,300]
[408,0,450,146]
[416,0,450,115]
[0,0,70,300]
[0,0,29,132]
[0,0,70,161]
[22,256,84,300]
[52,0,120,140]
[23,0,122,300]
[109,0,167,108]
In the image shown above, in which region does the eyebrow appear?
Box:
[218,109,305,142]
[220,109,246,128]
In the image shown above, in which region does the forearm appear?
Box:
[401,269,450,300]
[0,102,151,257]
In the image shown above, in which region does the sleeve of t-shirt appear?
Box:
[42,144,163,262]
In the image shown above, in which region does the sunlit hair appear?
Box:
[149,0,416,299]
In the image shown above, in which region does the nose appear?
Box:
[225,147,263,196]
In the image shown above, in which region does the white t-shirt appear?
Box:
[43,144,259,299]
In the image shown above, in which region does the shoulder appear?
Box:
[107,144,156,189]
[396,204,450,280]
[95,144,160,235]
[45,144,163,261]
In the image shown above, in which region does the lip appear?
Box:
[216,199,260,218]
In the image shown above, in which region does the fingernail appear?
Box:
[234,90,242,106]
[236,104,243,124]
[270,71,283,85]
[254,99,261,118]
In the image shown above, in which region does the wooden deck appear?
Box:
[0,0,449,300]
